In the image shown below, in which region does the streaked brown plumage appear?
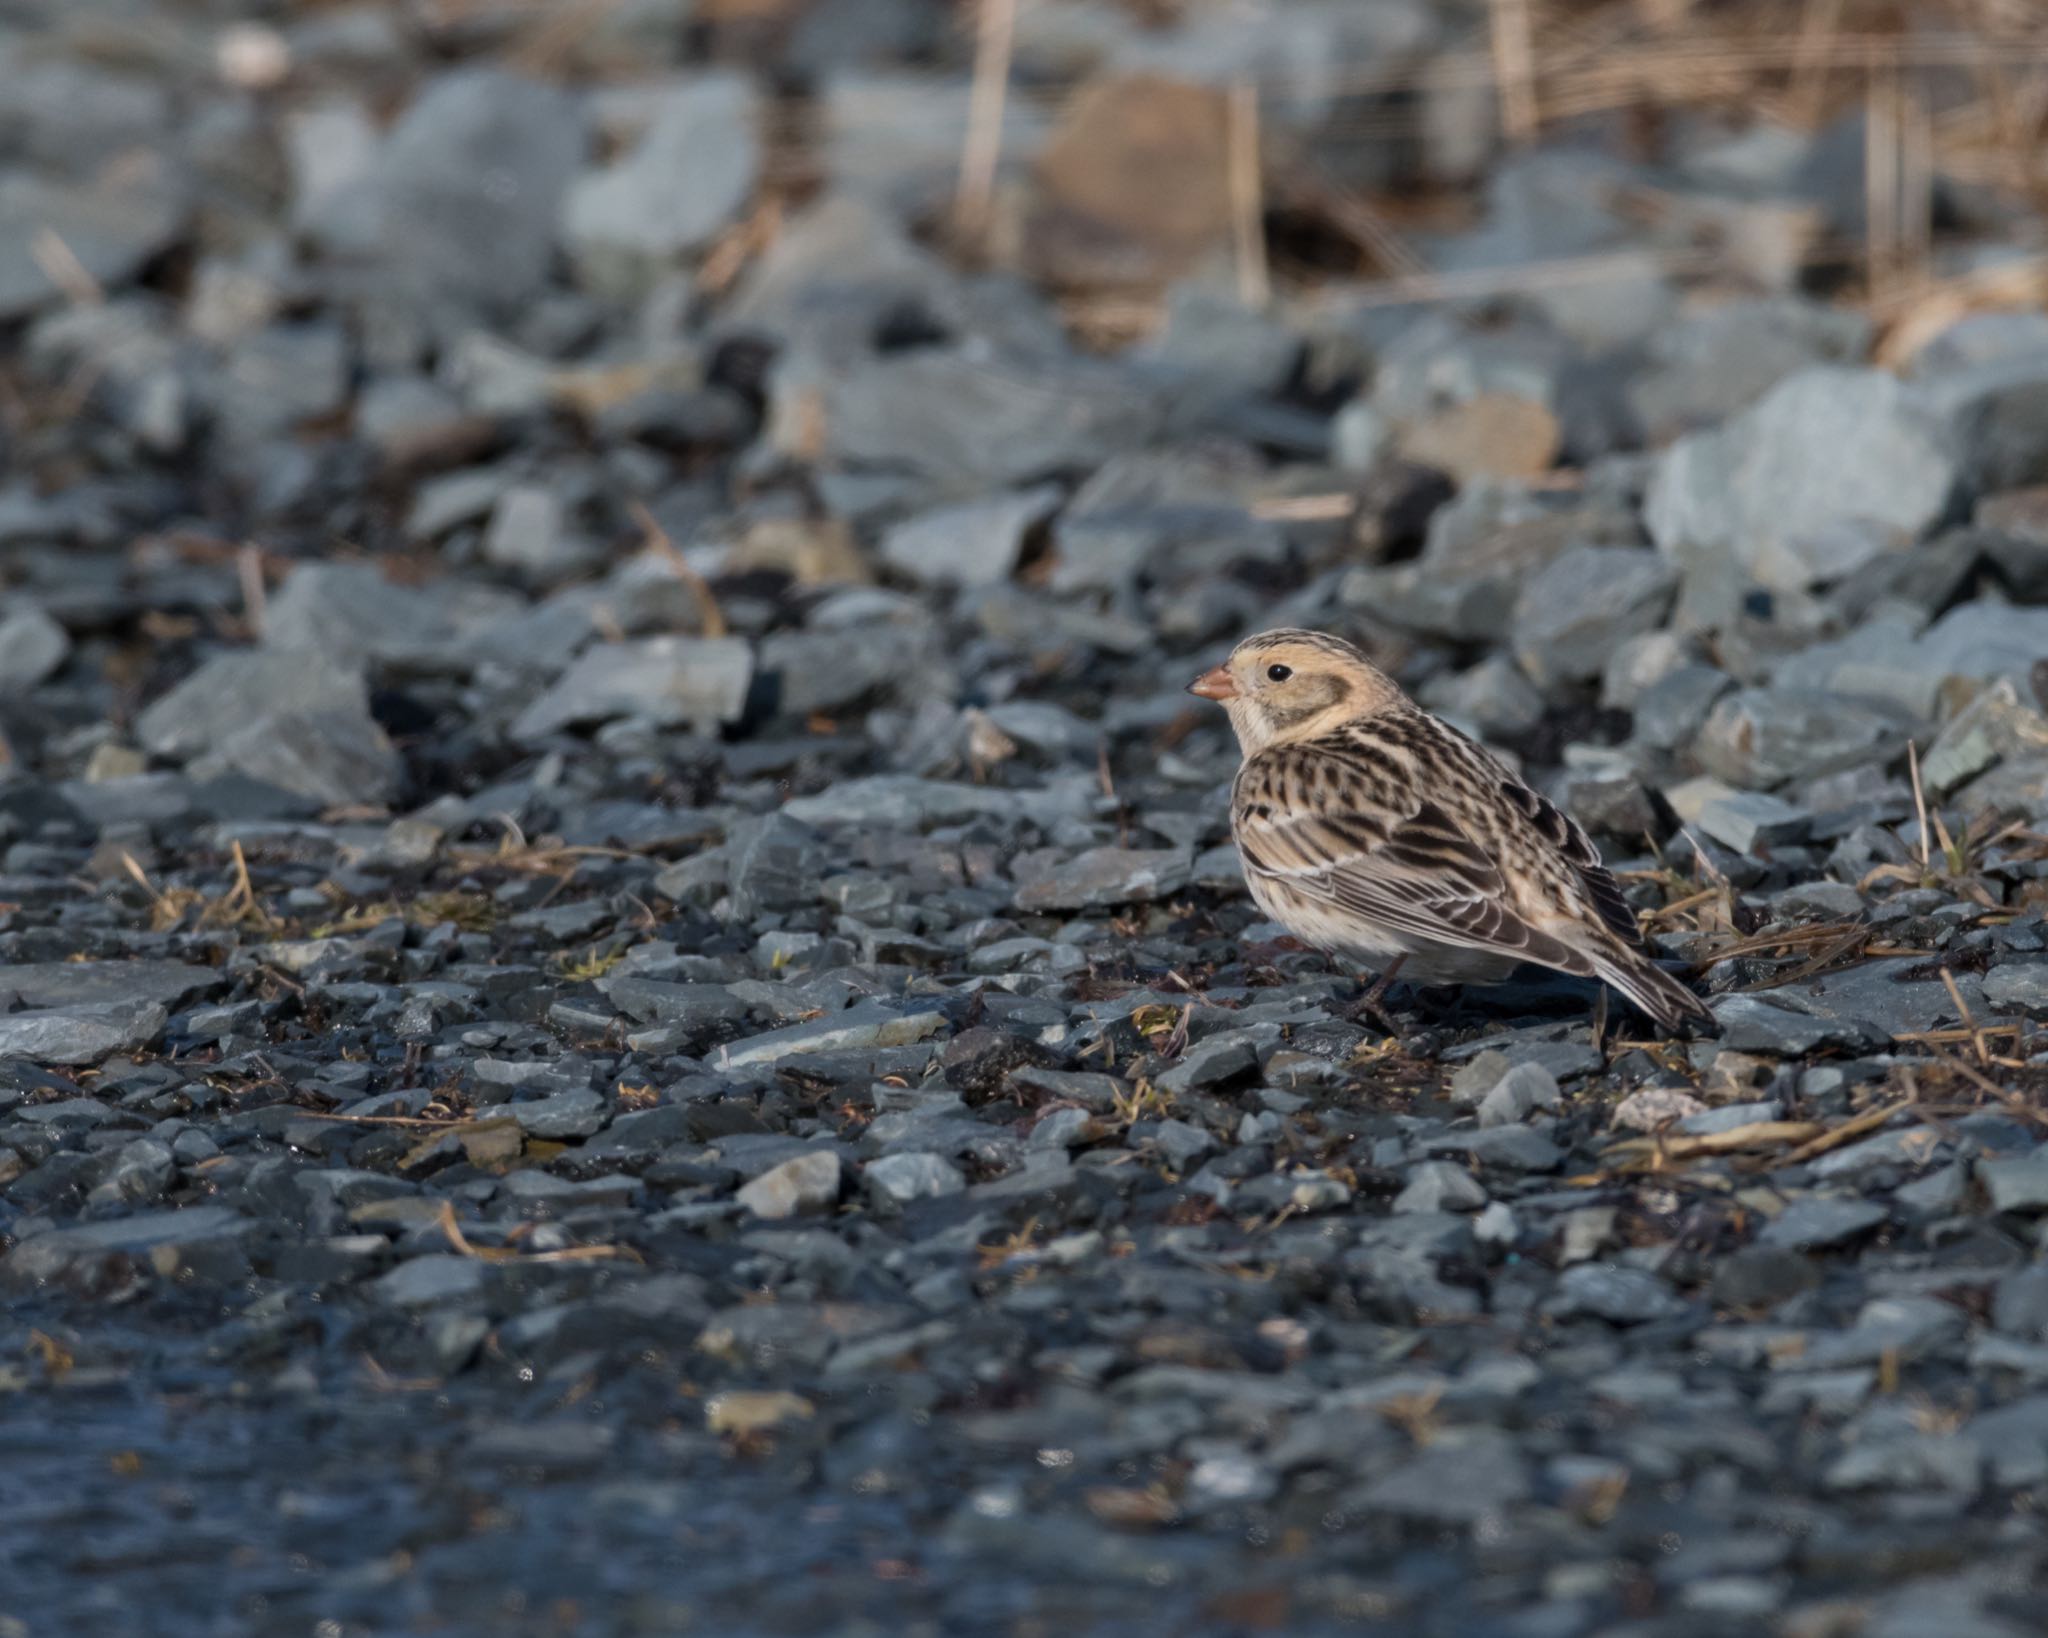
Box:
[1189,628,1712,1032]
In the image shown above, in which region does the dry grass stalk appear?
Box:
[434,1200,640,1265]
[505,0,621,74]
[953,0,1018,250]
[1864,67,1903,299]
[1791,0,1848,121]
[1489,0,1541,143]
[630,500,727,637]
[237,544,267,640]
[29,228,102,307]
[1226,79,1271,308]
[1337,244,1725,310]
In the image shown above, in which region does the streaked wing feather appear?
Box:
[1499,777,1643,949]
[1234,755,1595,975]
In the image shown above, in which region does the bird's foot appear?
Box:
[1345,958,1409,1040]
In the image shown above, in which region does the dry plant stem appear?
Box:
[1899,77,1934,284]
[1791,0,1847,122]
[30,228,102,307]
[237,544,267,641]
[1865,66,1901,300]
[1489,0,1540,143]
[506,0,621,75]
[1227,80,1270,308]
[953,0,1017,250]
[1339,244,1725,309]
[629,500,727,636]
[1908,739,1931,874]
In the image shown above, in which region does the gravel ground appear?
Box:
[7,2,2048,1634]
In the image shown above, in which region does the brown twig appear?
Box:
[953,0,1018,251]
[629,500,727,637]
[1489,0,1540,143]
[1226,79,1270,308]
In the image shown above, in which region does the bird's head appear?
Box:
[1187,628,1402,754]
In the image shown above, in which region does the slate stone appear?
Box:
[736,1150,843,1218]
[1646,367,1959,609]
[374,68,583,315]
[1549,1262,1686,1324]
[1013,847,1193,911]
[718,1003,948,1069]
[864,1151,966,1204]
[562,74,760,298]
[511,637,755,740]
[0,1001,167,1066]
[1758,1197,1888,1251]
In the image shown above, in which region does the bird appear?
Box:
[1187,627,1713,1033]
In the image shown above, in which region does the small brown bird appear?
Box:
[1189,628,1712,1032]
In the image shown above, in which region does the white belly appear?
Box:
[1243,864,1520,986]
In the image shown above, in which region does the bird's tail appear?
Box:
[1594,946,1715,1034]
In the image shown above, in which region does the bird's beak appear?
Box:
[1187,665,1238,701]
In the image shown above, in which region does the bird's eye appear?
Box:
[1265,663,1293,683]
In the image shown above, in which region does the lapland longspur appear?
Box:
[1190,628,1712,1032]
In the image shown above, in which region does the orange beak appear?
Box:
[1187,665,1238,701]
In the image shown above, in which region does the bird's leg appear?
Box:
[1347,956,1408,1036]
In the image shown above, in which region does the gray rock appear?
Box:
[737,1150,842,1219]
[1149,1118,1215,1169]
[192,707,404,808]
[373,1254,488,1308]
[1512,546,1677,688]
[1013,847,1192,912]
[510,1091,609,1140]
[1980,1154,2048,1214]
[0,606,70,688]
[880,486,1062,588]
[3,1205,249,1287]
[1647,366,1958,617]
[264,562,521,673]
[89,1138,175,1208]
[1985,962,2048,1019]
[792,351,1163,493]
[1629,296,1872,442]
[562,74,759,298]
[1,960,218,1012]
[511,637,754,740]
[483,486,590,581]
[1633,663,1734,752]
[1695,688,1904,790]
[864,1151,966,1204]
[137,650,371,761]
[1154,1032,1264,1097]
[1694,790,1812,853]
[1923,679,2048,795]
[1994,1266,2048,1338]
[1549,1261,1686,1324]
[0,164,186,321]
[1429,1126,1565,1172]
[718,1003,947,1069]
[1354,1432,1531,1523]
[1417,654,1546,739]
[1712,1244,1821,1310]
[1393,1161,1487,1214]
[1758,1197,1888,1251]
[211,322,351,445]
[0,1000,167,1065]
[1711,994,1883,1056]
[1477,1062,1561,1128]
[374,68,583,316]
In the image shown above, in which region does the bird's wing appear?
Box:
[1232,730,1598,976]
[1495,771,1644,949]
